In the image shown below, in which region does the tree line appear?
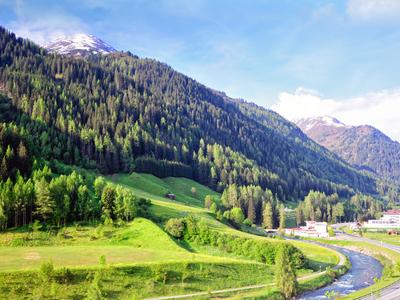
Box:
[295,190,384,225]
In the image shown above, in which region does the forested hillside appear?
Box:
[0,27,377,202]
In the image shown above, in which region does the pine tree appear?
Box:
[279,204,286,230]
[275,245,297,299]
[35,178,55,222]
[247,195,256,224]
[262,202,273,229]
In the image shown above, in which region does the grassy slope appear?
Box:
[108,173,339,269]
[0,172,341,298]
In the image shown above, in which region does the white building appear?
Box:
[285,221,328,238]
[364,210,400,229]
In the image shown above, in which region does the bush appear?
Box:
[243,218,252,226]
[328,226,335,237]
[40,260,54,283]
[210,202,218,213]
[165,218,185,239]
[99,255,106,266]
[204,195,213,209]
[57,267,73,284]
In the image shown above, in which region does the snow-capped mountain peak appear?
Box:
[296,116,347,131]
[44,33,116,56]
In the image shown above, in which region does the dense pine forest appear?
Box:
[0,26,389,229]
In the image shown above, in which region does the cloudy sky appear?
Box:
[1,0,400,140]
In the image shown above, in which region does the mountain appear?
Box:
[296,116,400,182]
[44,33,116,56]
[0,26,378,202]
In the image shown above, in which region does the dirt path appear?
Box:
[144,241,346,300]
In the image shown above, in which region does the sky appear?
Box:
[1,0,400,140]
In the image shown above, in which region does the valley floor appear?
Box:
[0,172,343,299]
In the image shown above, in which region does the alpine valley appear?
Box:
[0,23,399,300]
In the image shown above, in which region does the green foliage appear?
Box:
[328,226,335,237]
[39,260,54,283]
[204,195,213,209]
[85,271,103,300]
[164,218,185,239]
[178,216,306,268]
[230,207,245,225]
[99,255,106,266]
[279,204,286,230]
[275,245,297,299]
[263,202,274,229]
[57,267,73,284]
[296,190,384,224]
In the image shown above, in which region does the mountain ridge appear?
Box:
[296,116,400,182]
[0,26,378,200]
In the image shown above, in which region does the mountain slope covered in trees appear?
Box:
[0,27,377,202]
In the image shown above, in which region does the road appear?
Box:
[332,224,400,300]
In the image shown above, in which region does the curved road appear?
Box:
[332,224,400,300]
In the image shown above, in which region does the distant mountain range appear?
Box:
[44,33,116,56]
[296,116,400,182]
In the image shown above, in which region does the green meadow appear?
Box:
[0,172,341,299]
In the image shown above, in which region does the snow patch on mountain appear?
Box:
[296,116,348,131]
[44,33,116,56]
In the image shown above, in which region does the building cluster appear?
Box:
[284,221,328,238]
[363,209,400,229]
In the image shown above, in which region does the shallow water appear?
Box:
[298,246,382,299]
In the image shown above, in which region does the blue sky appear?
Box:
[1,0,400,139]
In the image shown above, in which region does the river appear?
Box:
[299,246,382,299]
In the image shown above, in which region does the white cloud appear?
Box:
[271,87,400,141]
[9,16,88,46]
[347,0,400,21]
[3,0,87,46]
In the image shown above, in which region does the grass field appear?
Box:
[363,231,400,246]
[0,171,343,298]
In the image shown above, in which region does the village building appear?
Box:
[364,209,400,229]
[284,221,328,238]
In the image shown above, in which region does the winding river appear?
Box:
[299,246,382,299]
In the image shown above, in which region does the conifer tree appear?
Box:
[262,202,273,229]
[275,245,297,299]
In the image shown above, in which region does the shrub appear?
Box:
[85,271,103,300]
[230,207,245,225]
[204,195,213,209]
[99,255,106,266]
[243,218,252,226]
[210,202,218,213]
[165,218,185,239]
[40,260,54,283]
[57,267,73,284]
[328,226,335,237]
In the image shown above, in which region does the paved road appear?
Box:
[332,224,400,300]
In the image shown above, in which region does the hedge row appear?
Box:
[169,216,306,268]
